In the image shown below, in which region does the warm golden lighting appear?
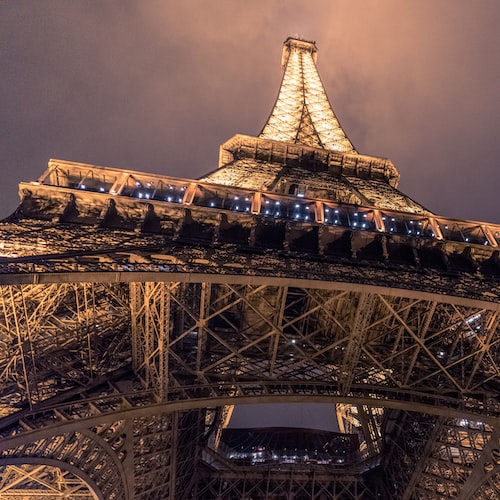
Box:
[260,37,356,153]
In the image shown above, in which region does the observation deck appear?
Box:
[8,157,499,266]
[0,36,499,499]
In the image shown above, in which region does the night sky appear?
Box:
[2,1,500,223]
[2,1,500,430]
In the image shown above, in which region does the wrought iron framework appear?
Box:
[260,37,356,153]
[0,36,498,498]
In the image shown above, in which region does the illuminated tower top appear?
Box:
[200,37,430,214]
[259,37,356,153]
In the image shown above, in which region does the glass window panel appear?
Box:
[324,205,376,231]
[63,169,117,193]
[437,220,489,245]
[154,182,188,203]
[193,185,253,213]
[122,178,187,203]
[261,195,315,221]
[381,213,435,238]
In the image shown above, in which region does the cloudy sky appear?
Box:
[2,0,500,223]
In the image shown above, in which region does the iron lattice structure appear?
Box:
[0,37,499,499]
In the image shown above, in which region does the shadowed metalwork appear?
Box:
[0,36,498,498]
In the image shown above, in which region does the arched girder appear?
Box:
[0,408,186,500]
[0,32,498,499]
[128,280,499,414]
[2,271,499,311]
[1,394,498,498]
[0,457,103,500]
[1,393,498,453]
[1,279,498,426]
[0,430,128,500]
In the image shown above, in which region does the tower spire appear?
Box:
[260,37,356,153]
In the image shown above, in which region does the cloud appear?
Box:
[1,0,499,224]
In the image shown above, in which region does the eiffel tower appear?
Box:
[0,36,499,499]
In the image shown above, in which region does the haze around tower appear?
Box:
[2,1,499,221]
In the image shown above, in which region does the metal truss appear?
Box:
[1,216,498,309]
[0,282,130,414]
[0,276,498,498]
[195,463,379,499]
[337,404,385,458]
[0,35,499,499]
[383,411,500,499]
[130,281,499,412]
[0,370,211,500]
[260,37,356,153]
[0,463,96,499]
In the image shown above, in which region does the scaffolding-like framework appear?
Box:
[0,36,499,498]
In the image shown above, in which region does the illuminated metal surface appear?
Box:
[0,463,97,499]
[260,37,356,153]
[0,36,498,498]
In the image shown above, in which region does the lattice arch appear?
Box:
[0,426,129,499]
[0,459,102,499]
[1,34,499,499]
